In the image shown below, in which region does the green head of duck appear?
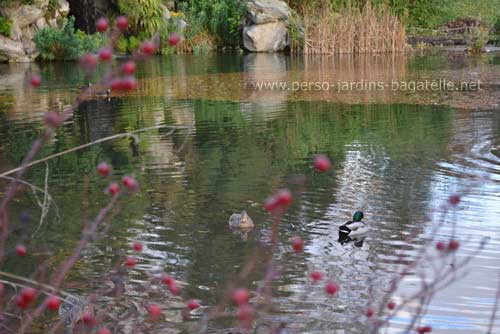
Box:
[353,211,364,222]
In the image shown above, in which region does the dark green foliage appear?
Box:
[493,17,500,45]
[0,16,11,37]
[181,0,245,47]
[34,17,104,60]
[47,0,60,14]
[114,0,165,39]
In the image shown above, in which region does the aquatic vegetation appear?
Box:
[299,1,407,54]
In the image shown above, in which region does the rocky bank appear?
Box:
[0,0,69,62]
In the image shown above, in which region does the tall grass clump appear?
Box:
[180,0,245,49]
[297,1,407,55]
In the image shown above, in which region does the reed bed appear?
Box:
[298,1,407,55]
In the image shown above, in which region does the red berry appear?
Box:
[325,282,339,296]
[46,295,61,311]
[44,111,63,129]
[310,271,324,282]
[116,16,128,31]
[387,301,396,310]
[15,295,28,309]
[16,244,27,257]
[140,41,156,55]
[97,162,111,177]
[232,288,250,306]
[99,48,112,61]
[96,17,109,32]
[98,329,112,334]
[111,78,123,90]
[448,194,460,206]
[314,155,331,172]
[148,303,162,320]
[168,281,180,295]
[80,53,98,68]
[264,196,279,212]
[168,33,181,46]
[107,182,120,195]
[187,299,200,311]
[417,326,432,333]
[448,239,460,251]
[236,304,253,322]
[161,274,173,285]
[291,237,304,253]
[30,74,41,87]
[133,242,143,252]
[21,287,37,304]
[436,241,446,251]
[366,307,374,317]
[122,61,136,74]
[82,311,97,327]
[120,76,137,91]
[276,189,292,207]
[125,256,137,267]
[122,176,138,191]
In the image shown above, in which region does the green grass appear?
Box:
[436,0,500,26]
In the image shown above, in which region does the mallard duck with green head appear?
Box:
[339,211,368,237]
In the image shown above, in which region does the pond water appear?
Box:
[0,53,499,334]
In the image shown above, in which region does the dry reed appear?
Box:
[298,1,407,55]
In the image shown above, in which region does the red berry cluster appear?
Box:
[264,189,293,213]
[15,287,37,309]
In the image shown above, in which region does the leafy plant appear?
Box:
[181,0,244,48]
[34,17,104,60]
[0,16,12,37]
[47,0,60,14]
[114,0,165,39]
[116,36,129,53]
[128,35,140,51]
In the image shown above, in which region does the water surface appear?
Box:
[0,53,499,334]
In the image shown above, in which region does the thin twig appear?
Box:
[0,125,191,178]
[487,272,500,334]
[18,193,120,333]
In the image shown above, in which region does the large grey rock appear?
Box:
[1,4,45,29]
[243,21,288,52]
[243,0,292,52]
[246,0,291,24]
[0,36,33,62]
